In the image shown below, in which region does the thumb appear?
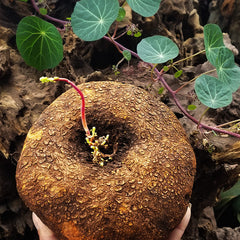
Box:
[167,204,191,240]
[32,212,57,240]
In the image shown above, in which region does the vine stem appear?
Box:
[53,78,91,137]
[197,107,210,128]
[106,33,123,54]
[157,75,240,138]
[29,0,240,139]
[30,0,69,27]
[175,69,216,94]
[168,49,206,67]
[103,36,240,138]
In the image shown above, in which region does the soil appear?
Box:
[0,0,240,239]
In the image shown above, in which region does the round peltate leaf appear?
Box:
[216,46,235,69]
[221,64,240,92]
[71,0,119,41]
[127,0,161,17]
[16,16,63,71]
[204,23,225,66]
[195,75,232,109]
[216,47,240,92]
[122,50,131,61]
[137,35,179,64]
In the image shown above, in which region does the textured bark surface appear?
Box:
[0,0,240,239]
[16,81,196,240]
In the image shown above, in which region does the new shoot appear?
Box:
[40,77,117,166]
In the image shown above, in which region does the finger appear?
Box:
[32,212,58,240]
[167,204,191,240]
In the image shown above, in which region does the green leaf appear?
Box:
[204,24,224,49]
[215,180,240,215]
[163,66,169,72]
[137,35,179,64]
[215,48,240,92]
[116,7,126,22]
[127,0,161,17]
[127,30,132,35]
[216,46,235,69]
[134,31,142,37]
[221,180,240,199]
[158,87,164,95]
[39,8,48,15]
[16,16,63,71]
[232,196,240,214]
[195,75,232,109]
[223,65,240,92]
[187,105,197,111]
[204,24,225,66]
[174,70,183,78]
[122,50,131,61]
[71,0,119,41]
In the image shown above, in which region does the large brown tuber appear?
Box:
[16,81,196,240]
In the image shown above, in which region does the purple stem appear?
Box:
[28,0,240,139]
[158,76,240,138]
[103,36,240,138]
[30,0,69,27]
[103,36,139,58]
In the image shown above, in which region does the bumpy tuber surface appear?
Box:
[16,81,196,240]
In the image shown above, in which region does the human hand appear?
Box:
[167,204,191,240]
[32,205,191,240]
[32,212,57,240]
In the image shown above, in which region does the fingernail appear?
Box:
[32,212,40,230]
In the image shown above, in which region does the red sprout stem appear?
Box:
[53,78,90,136]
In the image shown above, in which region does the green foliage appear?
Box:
[204,24,225,66]
[158,87,164,95]
[39,8,47,15]
[174,70,183,78]
[187,105,197,111]
[215,47,240,92]
[215,180,240,226]
[134,31,142,37]
[16,1,240,114]
[126,24,142,37]
[116,7,126,22]
[137,35,179,64]
[112,65,120,75]
[17,0,162,70]
[16,16,63,71]
[127,30,132,35]
[71,0,119,41]
[195,23,240,109]
[122,50,131,61]
[195,75,232,109]
[163,66,169,72]
[126,0,161,17]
